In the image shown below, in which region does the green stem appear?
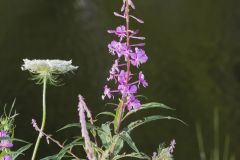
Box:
[115,100,125,133]
[31,76,47,160]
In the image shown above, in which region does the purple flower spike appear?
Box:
[103,0,149,111]
[2,154,12,160]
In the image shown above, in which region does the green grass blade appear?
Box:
[213,108,219,160]
[196,123,206,160]
[223,135,230,160]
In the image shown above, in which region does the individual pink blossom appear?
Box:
[2,154,12,160]
[127,96,141,110]
[118,84,137,97]
[102,85,113,100]
[117,70,129,85]
[108,25,127,40]
[138,71,148,87]
[0,140,13,150]
[0,131,8,138]
[130,48,148,67]
[108,40,128,57]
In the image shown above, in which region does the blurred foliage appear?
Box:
[196,108,235,160]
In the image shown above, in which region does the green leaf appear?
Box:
[105,103,118,107]
[40,139,83,160]
[57,123,99,132]
[113,152,150,160]
[96,112,115,119]
[114,100,124,133]
[123,102,174,121]
[0,137,30,144]
[119,131,139,153]
[39,154,58,160]
[125,115,186,133]
[0,150,7,159]
[97,123,112,148]
[57,123,81,131]
[11,143,32,159]
[135,95,148,99]
[112,135,124,156]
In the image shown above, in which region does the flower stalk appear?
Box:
[103,0,148,120]
[21,59,78,159]
[116,0,131,133]
[31,75,47,160]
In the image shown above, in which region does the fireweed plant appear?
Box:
[1,0,184,159]
[21,59,78,160]
[0,101,32,160]
[40,0,183,160]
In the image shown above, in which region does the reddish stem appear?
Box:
[116,0,131,133]
[126,0,131,83]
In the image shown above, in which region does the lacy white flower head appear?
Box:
[21,59,78,85]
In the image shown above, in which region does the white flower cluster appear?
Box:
[21,59,78,75]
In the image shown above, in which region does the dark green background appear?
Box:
[0,0,239,159]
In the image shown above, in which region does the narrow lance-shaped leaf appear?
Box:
[125,115,186,133]
[119,131,139,153]
[96,112,115,119]
[11,144,32,159]
[57,123,99,132]
[113,152,150,160]
[123,102,174,121]
[97,123,112,148]
[114,100,124,133]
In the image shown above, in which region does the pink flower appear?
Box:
[2,154,12,160]
[0,131,8,138]
[102,85,113,100]
[127,96,141,110]
[0,140,13,150]
[118,84,137,97]
[108,25,127,40]
[138,71,148,87]
[130,48,148,67]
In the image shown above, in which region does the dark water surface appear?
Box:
[0,0,240,159]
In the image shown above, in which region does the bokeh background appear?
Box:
[0,0,239,159]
